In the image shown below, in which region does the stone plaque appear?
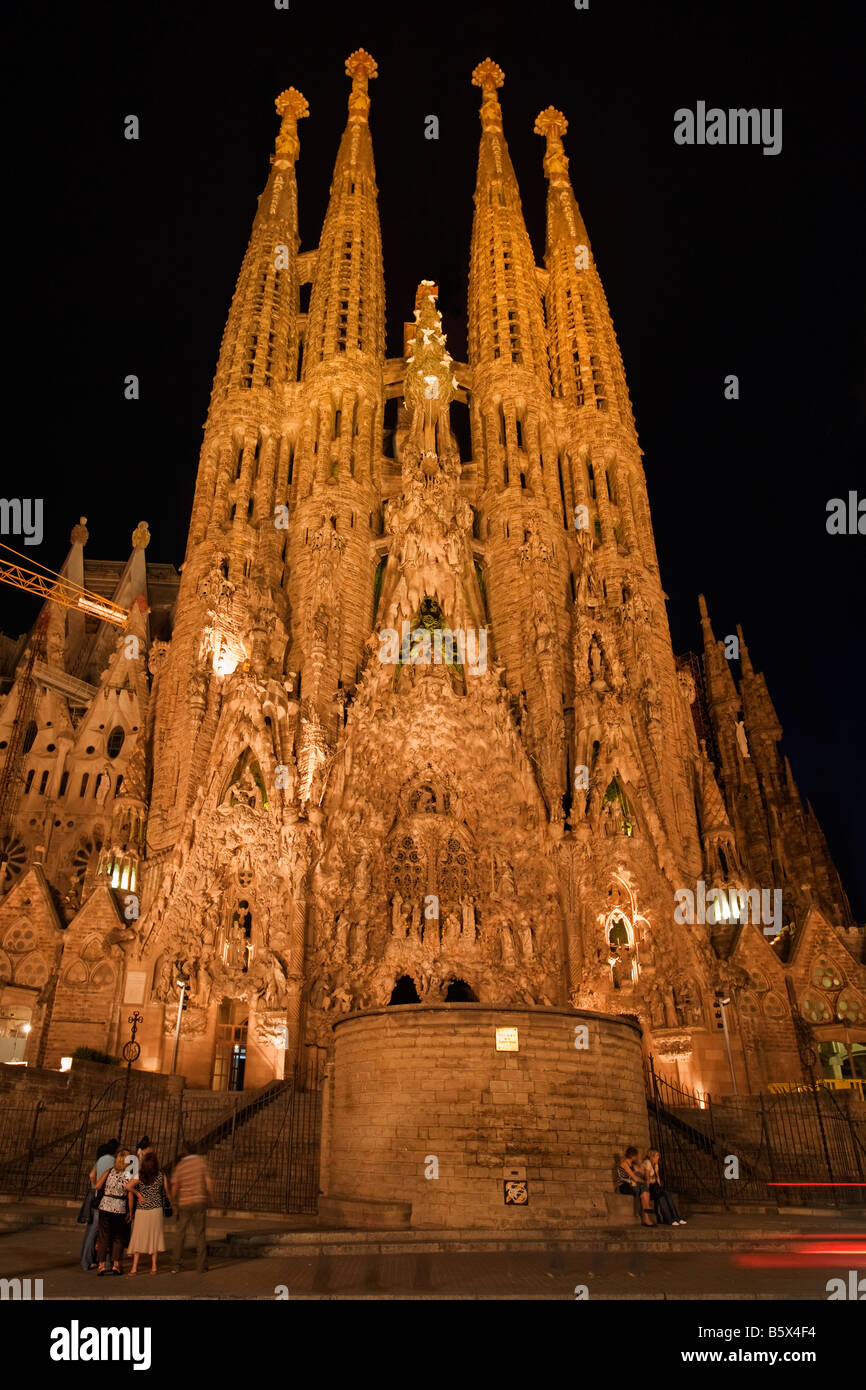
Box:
[495,1026,518,1051]
[124,971,147,1005]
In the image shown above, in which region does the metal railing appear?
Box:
[646,1056,866,1208]
[0,1061,324,1214]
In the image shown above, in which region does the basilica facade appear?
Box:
[1,53,863,1109]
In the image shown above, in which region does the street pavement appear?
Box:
[1,1209,863,1299]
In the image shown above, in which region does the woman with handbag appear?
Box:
[643,1149,686,1226]
[126,1149,168,1274]
[95,1147,132,1275]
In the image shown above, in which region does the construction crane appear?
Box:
[0,542,130,881]
[0,540,129,627]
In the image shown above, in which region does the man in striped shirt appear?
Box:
[167,1142,214,1274]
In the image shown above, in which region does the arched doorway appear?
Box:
[388,975,420,1005]
[444,979,477,1002]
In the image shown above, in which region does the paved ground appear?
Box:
[1,1205,863,1299]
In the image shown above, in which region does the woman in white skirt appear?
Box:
[126,1149,166,1274]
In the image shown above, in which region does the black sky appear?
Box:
[10,0,865,914]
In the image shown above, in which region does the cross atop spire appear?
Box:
[346,48,378,123]
[472,58,505,130]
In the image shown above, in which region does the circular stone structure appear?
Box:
[321,1003,650,1228]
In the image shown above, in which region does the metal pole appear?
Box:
[118,1061,132,1146]
[77,1093,92,1196]
[720,1001,738,1095]
[707,1093,726,1203]
[169,982,186,1076]
[225,1105,237,1214]
[20,1101,43,1200]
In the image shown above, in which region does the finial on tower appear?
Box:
[345,49,377,122]
[132,521,151,551]
[535,106,571,185]
[472,59,505,131]
[273,87,309,166]
[70,516,88,546]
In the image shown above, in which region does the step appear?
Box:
[210,1219,837,1260]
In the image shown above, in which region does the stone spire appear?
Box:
[287,50,385,718]
[468,61,549,389]
[186,85,309,556]
[302,50,384,376]
[534,107,633,430]
[207,86,308,408]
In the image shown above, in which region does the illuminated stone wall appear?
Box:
[323,1004,649,1227]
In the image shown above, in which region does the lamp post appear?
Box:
[169,971,190,1077]
[714,992,738,1095]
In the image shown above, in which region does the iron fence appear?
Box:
[0,1060,323,1214]
[647,1057,866,1208]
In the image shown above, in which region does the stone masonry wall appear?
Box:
[325,1003,648,1227]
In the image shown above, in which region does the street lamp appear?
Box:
[714,992,738,1095]
[169,971,190,1077]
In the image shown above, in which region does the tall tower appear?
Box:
[468,61,569,822]
[148,86,309,854]
[286,49,386,797]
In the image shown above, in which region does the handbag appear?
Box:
[77,1188,99,1224]
[162,1178,173,1219]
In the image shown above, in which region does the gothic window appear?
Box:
[25,770,34,794]
[63,958,89,986]
[586,460,596,499]
[836,991,865,1025]
[607,913,635,988]
[20,721,39,755]
[812,959,843,990]
[38,770,49,795]
[14,952,48,988]
[0,835,26,885]
[71,838,97,890]
[439,836,472,901]
[79,774,89,797]
[106,728,125,761]
[90,962,115,989]
[801,993,832,1023]
[594,517,602,541]
[3,922,36,954]
[391,835,426,899]
[763,993,786,1019]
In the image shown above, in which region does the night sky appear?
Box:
[10,1,865,914]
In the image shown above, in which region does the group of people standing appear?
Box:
[79,1135,214,1275]
[617,1146,686,1227]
